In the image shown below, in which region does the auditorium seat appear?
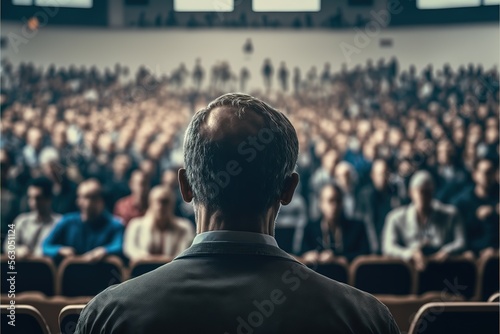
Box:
[417,256,477,299]
[128,257,172,279]
[306,259,349,283]
[57,256,124,297]
[350,256,416,295]
[1,292,92,334]
[488,292,500,302]
[1,256,56,296]
[60,305,86,334]
[1,304,50,334]
[377,292,463,333]
[408,302,500,334]
[477,254,499,301]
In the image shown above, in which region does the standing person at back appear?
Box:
[75,93,399,334]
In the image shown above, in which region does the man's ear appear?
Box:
[280,172,299,205]
[178,168,193,203]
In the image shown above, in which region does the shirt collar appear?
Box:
[192,230,278,247]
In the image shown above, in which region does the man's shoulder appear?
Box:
[385,205,407,221]
[50,213,63,223]
[432,200,458,216]
[76,259,398,333]
[109,215,125,229]
[115,195,133,206]
[451,185,475,204]
[60,212,81,224]
[14,211,36,223]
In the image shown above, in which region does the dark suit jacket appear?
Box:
[302,215,370,262]
[75,241,398,334]
[355,184,401,254]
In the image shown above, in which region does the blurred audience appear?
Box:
[0,57,498,265]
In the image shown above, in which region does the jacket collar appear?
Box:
[174,241,301,264]
[192,230,279,247]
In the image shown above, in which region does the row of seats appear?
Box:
[2,297,499,334]
[1,254,498,299]
[308,255,499,300]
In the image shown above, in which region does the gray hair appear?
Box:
[409,170,434,190]
[183,93,298,215]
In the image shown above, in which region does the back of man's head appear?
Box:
[183,93,298,216]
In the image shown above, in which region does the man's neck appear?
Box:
[82,211,104,225]
[195,206,277,236]
[322,216,340,232]
[132,194,147,209]
[416,205,432,224]
[36,211,52,223]
[153,215,174,231]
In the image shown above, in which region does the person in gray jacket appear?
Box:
[76,93,399,334]
[382,170,465,271]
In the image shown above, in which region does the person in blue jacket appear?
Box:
[43,178,124,263]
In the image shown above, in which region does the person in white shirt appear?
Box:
[382,170,465,271]
[124,185,194,261]
[4,177,61,258]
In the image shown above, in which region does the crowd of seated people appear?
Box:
[0,57,498,272]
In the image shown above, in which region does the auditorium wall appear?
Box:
[1,22,498,90]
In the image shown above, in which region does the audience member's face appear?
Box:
[52,127,67,149]
[322,150,339,175]
[149,188,174,220]
[162,170,178,190]
[473,160,496,191]
[486,117,498,129]
[27,128,43,150]
[371,160,388,190]
[398,160,413,178]
[362,143,377,161]
[410,183,434,212]
[27,185,51,213]
[41,161,62,181]
[314,139,328,158]
[334,164,353,191]
[112,156,130,178]
[320,185,342,222]
[130,172,150,199]
[436,141,453,165]
[399,141,413,158]
[98,134,115,153]
[431,126,445,141]
[147,142,165,160]
[468,125,483,145]
[388,129,402,148]
[84,132,98,149]
[140,160,156,178]
[0,150,11,181]
[485,127,499,145]
[77,181,104,221]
